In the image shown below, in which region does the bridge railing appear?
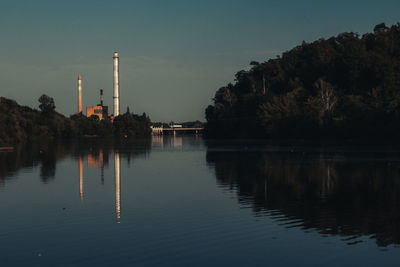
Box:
[150,126,204,135]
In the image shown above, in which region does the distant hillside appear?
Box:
[205,23,400,140]
[0,97,73,145]
[0,96,151,146]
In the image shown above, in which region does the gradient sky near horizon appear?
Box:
[0,0,399,122]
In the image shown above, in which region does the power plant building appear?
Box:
[86,105,109,120]
[76,52,120,121]
[86,89,109,120]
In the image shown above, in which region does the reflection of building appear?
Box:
[76,149,123,224]
[172,136,182,148]
[87,150,108,183]
[151,135,164,148]
[114,152,121,222]
[87,151,104,168]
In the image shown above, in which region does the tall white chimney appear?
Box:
[113,52,120,117]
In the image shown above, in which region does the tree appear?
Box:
[38,94,55,114]
[315,78,337,125]
[89,115,99,121]
[205,23,400,139]
[374,23,388,34]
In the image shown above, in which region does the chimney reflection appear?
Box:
[77,149,123,223]
[114,152,121,222]
[79,155,84,200]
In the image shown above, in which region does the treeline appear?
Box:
[205,23,400,140]
[0,95,151,146]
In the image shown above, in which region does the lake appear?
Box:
[1,136,400,266]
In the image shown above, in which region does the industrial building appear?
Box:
[86,104,109,120]
[86,89,109,120]
[76,52,120,121]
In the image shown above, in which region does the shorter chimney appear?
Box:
[78,75,82,113]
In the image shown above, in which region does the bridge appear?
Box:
[151,126,204,135]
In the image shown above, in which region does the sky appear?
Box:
[0,0,399,122]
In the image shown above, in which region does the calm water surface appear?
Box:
[1,136,400,266]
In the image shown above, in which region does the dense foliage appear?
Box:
[113,111,151,138]
[205,23,400,140]
[0,96,151,146]
[0,97,74,145]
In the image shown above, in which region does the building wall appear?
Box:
[86,105,109,120]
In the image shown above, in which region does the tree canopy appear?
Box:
[0,96,151,146]
[38,94,55,114]
[205,23,400,140]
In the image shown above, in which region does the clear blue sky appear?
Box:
[0,0,399,121]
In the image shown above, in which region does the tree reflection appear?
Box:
[39,149,57,183]
[206,147,400,247]
[0,138,151,186]
[0,142,70,185]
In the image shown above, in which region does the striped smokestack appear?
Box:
[113,52,120,117]
[78,75,82,114]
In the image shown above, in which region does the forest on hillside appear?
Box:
[205,23,400,140]
[0,95,151,146]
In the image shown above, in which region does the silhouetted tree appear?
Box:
[38,94,55,114]
[205,22,400,140]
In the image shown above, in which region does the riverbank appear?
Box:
[0,97,151,146]
[205,23,400,140]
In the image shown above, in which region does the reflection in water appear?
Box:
[159,135,183,148]
[0,139,150,224]
[87,150,109,184]
[206,146,400,247]
[114,152,121,222]
[3,137,400,265]
[151,135,164,148]
[79,155,84,200]
[171,136,182,148]
[0,142,71,185]
[40,151,56,183]
[76,147,123,222]
[151,135,203,149]
[5,138,400,249]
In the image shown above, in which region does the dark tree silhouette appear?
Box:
[205,23,400,140]
[38,94,55,114]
